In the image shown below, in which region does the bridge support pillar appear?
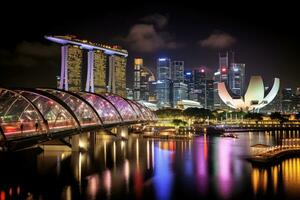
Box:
[117,126,128,139]
[89,132,96,151]
[71,135,80,152]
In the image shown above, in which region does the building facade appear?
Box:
[172,61,184,82]
[156,58,172,108]
[45,35,128,96]
[228,63,245,96]
[133,58,142,100]
[172,61,187,107]
[213,51,235,109]
[59,45,83,92]
[133,58,156,101]
[184,71,195,101]
[281,88,298,113]
[86,50,107,93]
[108,55,127,97]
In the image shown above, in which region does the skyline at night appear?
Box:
[2,3,300,200]
[0,2,299,89]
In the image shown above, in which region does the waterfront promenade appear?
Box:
[248,138,300,164]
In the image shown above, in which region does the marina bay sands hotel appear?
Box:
[45,35,128,97]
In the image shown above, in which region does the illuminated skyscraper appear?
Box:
[140,67,155,101]
[205,80,214,110]
[133,58,155,101]
[171,61,187,107]
[281,88,295,113]
[156,58,172,108]
[194,67,214,109]
[172,82,188,107]
[228,63,245,96]
[172,61,184,82]
[86,50,107,93]
[133,58,143,100]
[60,45,83,92]
[213,51,235,109]
[45,35,128,95]
[108,55,127,97]
[184,71,195,100]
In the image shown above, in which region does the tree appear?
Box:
[183,107,213,119]
[244,112,263,120]
[270,112,287,124]
[172,119,187,126]
[155,108,182,118]
[270,112,283,120]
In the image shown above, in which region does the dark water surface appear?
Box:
[1,130,300,200]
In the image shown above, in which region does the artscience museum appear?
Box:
[218,76,280,112]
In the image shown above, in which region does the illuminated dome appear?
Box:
[218,76,280,111]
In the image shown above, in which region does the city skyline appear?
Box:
[2,3,300,200]
[0,2,299,89]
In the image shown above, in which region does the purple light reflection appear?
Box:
[153,145,174,200]
[217,139,233,199]
[196,136,208,194]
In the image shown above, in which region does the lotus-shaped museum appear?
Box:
[218,76,280,111]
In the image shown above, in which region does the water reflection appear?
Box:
[252,157,300,198]
[103,169,111,199]
[196,136,208,194]
[154,141,174,200]
[217,139,233,199]
[1,130,300,199]
[86,175,99,200]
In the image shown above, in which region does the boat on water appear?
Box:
[220,133,238,138]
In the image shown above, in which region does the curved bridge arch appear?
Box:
[0,88,156,146]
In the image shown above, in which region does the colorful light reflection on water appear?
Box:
[0,131,300,199]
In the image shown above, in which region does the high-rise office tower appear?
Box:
[108,55,127,97]
[228,63,245,96]
[205,79,214,110]
[157,58,172,80]
[59,45,83,92]
[171,61,187,107]
[86,50,107,93]
[213,51,235,109]
[140,66,155,101]
[156,58,172,108]
[172,61,184,82]
[172,82,188,107]
[213,71,222,109]
[184,71,195,100]
[133,58,143,100]
[194,67,206,106]
[281,88,296,113]
[194,67,214,109]
[261,86,281,113]
[133,58,155,101]
[148,81,157,103]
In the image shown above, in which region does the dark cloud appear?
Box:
[15,41,59,58]
[199,32,236,49]
[0,41,59,68]
[125,24,165,53]
[124,14,184,53]
[141,13,168,29]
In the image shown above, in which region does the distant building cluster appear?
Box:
[132,51,246,110]
[131,51,300,114]
[45,35,300,113]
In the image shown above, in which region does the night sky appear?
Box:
[0,2,299,89]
